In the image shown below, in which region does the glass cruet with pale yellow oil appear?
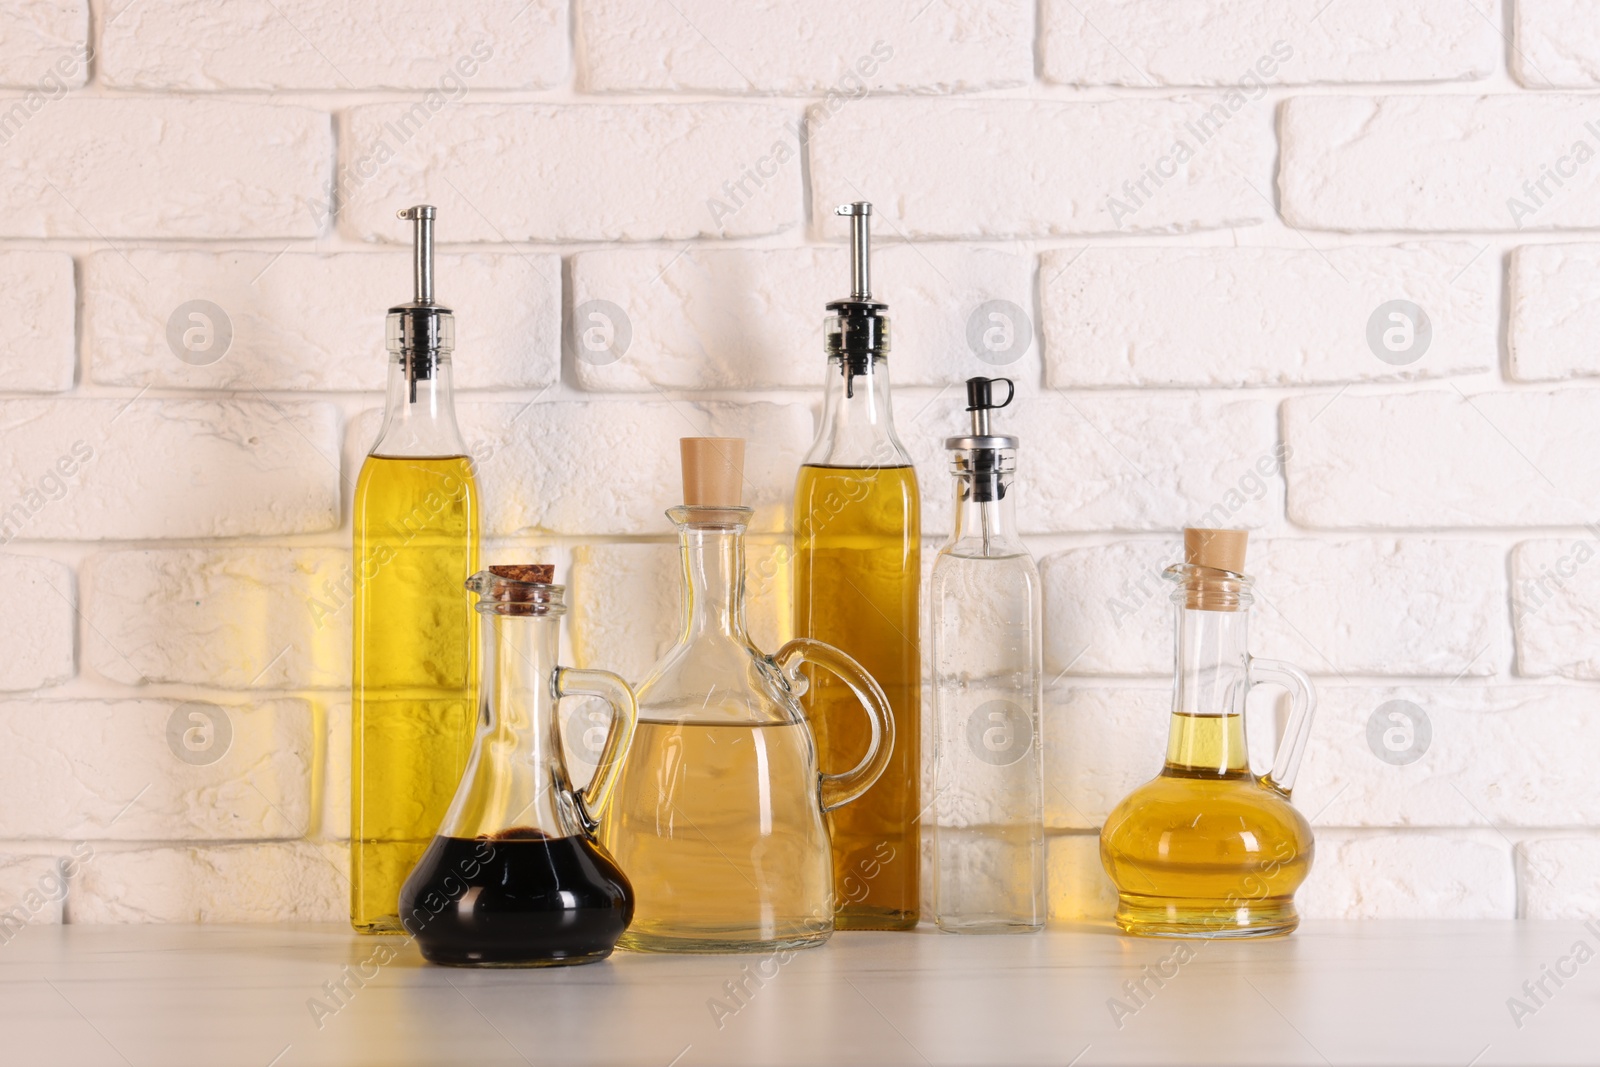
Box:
[351,205,480,933]
[1100,529,1318,938]
[601,437,895,953]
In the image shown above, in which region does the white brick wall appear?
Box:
[85,251,561,391]
[100,0,565,91]
[6,3,1598,925]
[1040,1,1497,87]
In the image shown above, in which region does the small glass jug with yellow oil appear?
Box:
[1100,529,1318,938]
[601,438,895,953]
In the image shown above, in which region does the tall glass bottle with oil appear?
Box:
[351,206,480,932]
[793,202,921,929]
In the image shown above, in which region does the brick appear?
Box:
[320,702,350,842]
[1281,95,1600,232]
[809,99,1273,238]
[84,549,350,689]
[0,699,311,840]
[905,393,1280,538]
[101,0,563,90]
[0,399,339,540]
[1509,244,1600,382]
[1512,538,1600,678]
[0,1,87,88]
[1041,1,1495,86]
[569,539,792,683]
[0,554,74,691]
[578,1,1029,93]
[1042,539,1506,679]
[0,853,72,926]
[1043,686,1169,830]
[1297,831,1513,919]
[1293,686,1600,830]
[1045,833,1116,922]
[0,100,330,239]
[85,250,559,392]
[1513,0,1600,87]
[68,842,345,922]
[1518,838,1600,918]
[1284,389,1600,528]
[570,245,1036,391]
[0,252,73,393]
[1042,244,1495,388]
[342,103,800,242]
[347,400,814,537]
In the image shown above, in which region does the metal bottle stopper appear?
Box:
[825,201,890,398]
[387,205,455,404]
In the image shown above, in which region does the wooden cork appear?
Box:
[489,564,555,584]
[1184,528,1248,573]
[681,437,744,507]
[1182,528,1248,611]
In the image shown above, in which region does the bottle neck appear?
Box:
[369,353,469,458]
[804,355,912,468]
[1164,603,1252,778]
[676,519,749,645]
[439,608,579,840]
[946,450,1022,558]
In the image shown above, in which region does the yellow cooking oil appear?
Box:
[351,454,479,933]
[1099,711,1313,938]
[793,463,921,930]
[603,719,833,952]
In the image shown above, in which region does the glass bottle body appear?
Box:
[604,507,892,953]
[1099,574,1317,938]
[401,575,638,966]
[930,453,1044,932]
[794,354,921,930]
[351,354,479,933]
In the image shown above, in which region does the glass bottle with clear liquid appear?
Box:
[400,565,638,966]
[603,438,894,953]
[351,206,480,933]
[931,377,1045,933]
[1100,529,1318,938]
[793,202,921,930]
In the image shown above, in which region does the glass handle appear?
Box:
[773,637,895,814]
[554,666,639,834]
[1249,657,1317,797]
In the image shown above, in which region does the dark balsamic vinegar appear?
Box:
[399,828,634,966]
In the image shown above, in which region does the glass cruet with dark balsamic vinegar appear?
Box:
[1100,529,1318,938]
[793,202,922,930]
[401,565,638,966]
[351,206,480,933]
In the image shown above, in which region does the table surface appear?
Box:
[3,920,1596,1066]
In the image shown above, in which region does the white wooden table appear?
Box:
[2,921,1593,1065]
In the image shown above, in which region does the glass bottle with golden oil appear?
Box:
[1099,529,1319,938]
[602,439,893,953]
[793,202,921,930]
[351,206,480,933]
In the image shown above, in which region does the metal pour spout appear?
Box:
[401,204,436,305]
[388,205,454,405]
[837,201,872,301]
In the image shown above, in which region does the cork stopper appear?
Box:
[1184,529,1248,574]
[467,565,564,616]
[489,564,555,584]
[1180,528,1250,612]
[680,438,744,507]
